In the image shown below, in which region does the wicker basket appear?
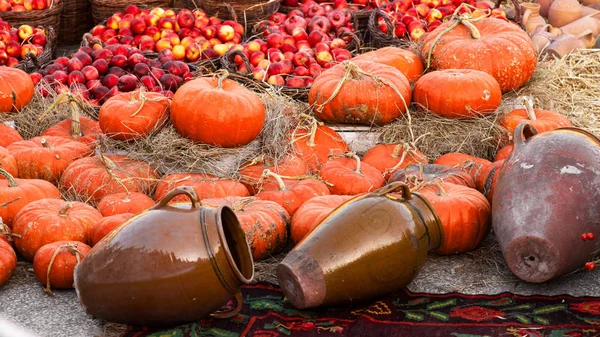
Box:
[368,8,413,49]
[89,0,174,24]
[0,1,63,35]
[59,0,93,45]
[13,27,56,73]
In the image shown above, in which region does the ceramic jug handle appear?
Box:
[149,186,201,210]
[210,292,244,319]
[370,182,412,200]
[513,122,539,151]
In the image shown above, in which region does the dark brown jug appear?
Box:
[493,122,600,283]
[74,187,254,327]
[277,183,443,309]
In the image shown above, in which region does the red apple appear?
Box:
[185,44,201,62]
[252,67,267,82]
[158,18,174,31]
[394,22,407,37]
[296,40,312,52]
[139,75,156,89]
[52,70,67,84]
[292,51,310,67]
[117,74,138,92]
[202,26,217,39]
[332,48,351,62]
[266,33,284,49]
[267,61,284,76]
[86,79,101,91]
[327,9,348,30]
[283,15,307,35]
[17,24,33,41]
[267,75,285,86]
[67,71,86,86]
[67,58,84,72]
[160,73,181,91]
[329,38,346,49]
[306,4,326,18]
[293,66,310,77]
[415,4,430,18]
[5,41,20,58]
[425,8,443,23]
[177,12,195,29]
[30,72,42,85]
[217,25,235,42]
[124,5,140,16]
[269,12,287,25]
[307,30,324,46]
[81,66,99,81]
[110,54,128,68]
[286,76,305,88]
[281,59,294,74]
[73,51,93,66]
[250,51,266,67]
[309,62,322,77]
[315,50,332,66]
[427,19,442,32]
[308,16,331,34]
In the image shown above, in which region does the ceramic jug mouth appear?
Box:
[216,205,255,284]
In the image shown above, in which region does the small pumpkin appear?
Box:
[0,168,62,228]
[475,160,505,204]
[41,100,102,146]
[0,146,17,178]
[0,239,16,287]
[434,152,492,181]
[8,136,92,184]
[90,213,135,246]
[0,124,24,148]
[291,115,349,172]
[389,163,476,189]
[99,89,170,141]
[417,182,491,255]
[291,195,353,244]
[12,199,102,260]
[204,197,290,261]
[494,144,513,162]
[362,143,429,181]
[498,96,572,138]
[170,74,265,147]
[96,192,154,216]
[351,46,424,82]
[421,17,537,93]
[239,155,309,195]
[319,153,385,195]
[256,170,330,216]
[154,173,250,203]
[33,241,91,294]
[60,154,159,204]
[0,67,34,112]
[413,69,502,118]
[309,60,411,126]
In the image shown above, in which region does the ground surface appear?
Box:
[1,233,599,337]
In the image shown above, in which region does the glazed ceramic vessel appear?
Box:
[548,0,598,27]
[536,0,554,17]
[493,122,600,283]
[277,183,443,309]
[74,187,254,327]
[545,30,595,58]
[521,3,548,35]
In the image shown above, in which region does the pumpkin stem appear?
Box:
[344,152,362,174]
[98,152,131,196]
[522,96,537,121]
[39,93,68,121]
[44,243,84,296]
[68,100,83,138]
[232,197,257,212]
[313,61,356,113]
[58,203,72,216]
[292,114,323,147]
[216,69,230,90]
[239,154,266,170]
[0,218,21,242]
[262,169,287,191]
[40,138,51,148]
[0,168,18,187]
[430,182,448,196]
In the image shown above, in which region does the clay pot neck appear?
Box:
[411,193,444,251]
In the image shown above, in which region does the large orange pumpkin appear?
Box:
[154,173,250,202]
[12,199,102,260]
[96,192,154,216]
[421,17,537,92]
[90,213,135,246]
[8,136,92,184]
[389,163,476,189]
[0,67,34,112]
[291,115,349,172]
[170,75,265,147]
[413,69,502,118]
[434,152,492,181]
[417,182,491,255]
[41,106,102,146]
[351,47,424,82]
[494,144,513,161]
[309,60,411,126]
[498,97,572,139]
[0,146,17,178]
[0,169,62,228]
[33,241,91,294]
[319,154,385,195]
[99,89,170,141]
[290,195,353,244]
[60,154,159,204]
[0,239,16,287]
[475,160,505,204]
[0,124,24,147]
[362,143,429,181]
[204,197,290,261]
[239,155,309,195]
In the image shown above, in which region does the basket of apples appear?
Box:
[86,5,246,73]
[368,0,508,46]
[89,0,172,24]
[0,19,55,72]
[191,0,280,32]
[0,0,63,35]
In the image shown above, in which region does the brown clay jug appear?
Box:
[493,122,600,283]
[277,183,443,309]
[545,30,595,58]
[559,12,600,37]
[536,0,554,17]
[531,24,562,54]
[74,187,254,327]
[548,0,598,27]
[582,0,600,5]
[521,3,548,35]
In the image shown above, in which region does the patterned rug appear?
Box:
[121,283,600,337]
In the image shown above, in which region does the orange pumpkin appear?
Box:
[0,67,34,112]
[33,241,91,294]
[413,69,502,118]
[417,182,491,255]
[90,213,135,246]
[309,60,411,126]
[498,97,572,138]
[0,239,16,287]
[319,154,385,195]
[170,75,265,147]
[0,169,62,228]
[475,160,505,204]
[99,89,170,141]
[0,218,18,244]
[154,173,250,203]
[0,124,24,147]
[389,163,476,189]
[96,192,154,216]
[12,199,102,260]
[494,144,513,161]
[291,195,353,244]
[291,115,349,172]
[239,155,309,195]
[434,152,492,181]
[421,17,537,92]
[204,197,289,261]
[351,47,424,82]
[0,146,17,178]
[41,107,102,146]
[256,170,330,216]
[60,154,159,204]
[362,143,429,181]
[8,136,92,184]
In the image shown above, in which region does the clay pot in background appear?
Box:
[581,0,600,6]
[521,3,547,35]
[559,13,600,37]
[531,24,562,54]
[547,0,598,27]
[536,0,554,17]
[545,30,596,59]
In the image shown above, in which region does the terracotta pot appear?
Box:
[74,187,254,327]
[545,31,594,59]
[582,0,600,5]
[536,0,554,17]
[531,24,562,54]
[277,183,443,309]
[493,122,600,283]
[559,13,600,37]
[548,0,598,27]
[521,3,547,35]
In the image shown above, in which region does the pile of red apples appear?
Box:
[0,19,48,66]
[88,5,244,63]
[0,0,58,12]
[282,0,382,11]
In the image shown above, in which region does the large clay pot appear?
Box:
[547,0,598,27]
[582,0,600,6]
[559,13,600,37]
[521,3,547,35]
[545,30,595,59]
[74,187,254,327]
[536,0,554,17]
[531,24,562,54]
[493,122,600,283]
[277,183,443,309]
